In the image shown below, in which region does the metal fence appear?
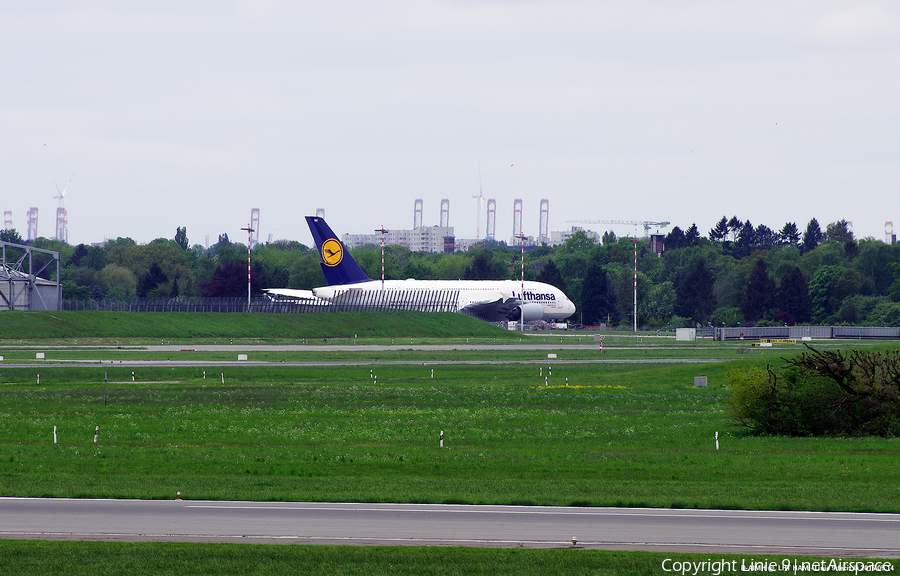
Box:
[62,289,462,314]
[714,325,900,341]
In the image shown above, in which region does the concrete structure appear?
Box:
[539,199,549,245]
[249,208,260,248]
[511,199,523,244]
[26,207,38,242]
[440,199,450,228]
[413,199,423,229]
[486,199,496,240]
[55,207,67,243]
[1,241,61,311]
[676,328,696,341]
[649,234,665,256]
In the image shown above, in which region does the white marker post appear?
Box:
[94,426,99,443]
[132,371,135,382]
[53,426,57,444]
[715,431,719,450]
[440,430,443,448]
[37,374,40,385]
[431,369,434,378]
[221,373,225,384]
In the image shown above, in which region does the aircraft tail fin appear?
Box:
[306,216,372,285]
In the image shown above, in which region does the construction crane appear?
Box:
[565,220,670,238]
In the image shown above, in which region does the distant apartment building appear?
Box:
[343,226,455,254]
[549,226,601,246]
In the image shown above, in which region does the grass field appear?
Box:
[2,352,899,511]
[0,310,516,342]
[3,540,893,576]
[3,311,899,572]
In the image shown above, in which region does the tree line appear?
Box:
[3,215,900,327]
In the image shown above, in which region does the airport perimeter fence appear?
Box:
[714,325,900,340]
[62,289,462,314]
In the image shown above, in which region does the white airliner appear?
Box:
[264,216,576,324]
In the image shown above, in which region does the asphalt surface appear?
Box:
[0,343,729,367]
[1,498,898,557]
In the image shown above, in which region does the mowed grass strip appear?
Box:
[9,540,894,576]
[0,310,516,342]
[1,358,899,511]
[0,346,765,362]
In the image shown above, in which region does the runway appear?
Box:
[1,498,898,557]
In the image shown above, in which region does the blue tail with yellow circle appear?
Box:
[306,216,373,286]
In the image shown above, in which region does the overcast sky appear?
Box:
[2,1,899,248]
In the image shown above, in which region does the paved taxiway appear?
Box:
[0,342,729,368]
[1,498,898,557]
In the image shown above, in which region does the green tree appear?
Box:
[825,220,854,245]
[175,227,189,250]
[808,264,843,321]
[104,237,137,266]
[665,226,685,250]
[642,281,676,325]
[727,216,742,243]
[740,258,775,322]
[463,249,506,280]
[200,262,260,297]
[776,266,811,323]
[736,220,755,252]
[754,224,778,249]
[780,222,801,247]
[801,219,822,254]
[536,259,567,295]
[674,259,715,325]
[684,223,700,246]
[402,259,434,280]
[709,216,728,242]
[0,229,24,244]
[61,280,90,300]
[97,264,137,299]
[288,254,326,289]
[136,263,169,298]
[580,263,618,325]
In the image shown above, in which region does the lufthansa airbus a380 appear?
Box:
[265,216,576,324]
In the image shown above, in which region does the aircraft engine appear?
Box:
[507,303,544,323]
[312,286,337,300]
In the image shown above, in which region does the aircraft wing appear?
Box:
[263,288,320,302]
[461,297,522,322]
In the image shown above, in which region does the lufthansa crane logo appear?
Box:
[321,238,343,267]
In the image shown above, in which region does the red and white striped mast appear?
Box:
[240,223,254,310]
[633,233,638,332]
[516,233,527,331]
[375,226,388,290]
